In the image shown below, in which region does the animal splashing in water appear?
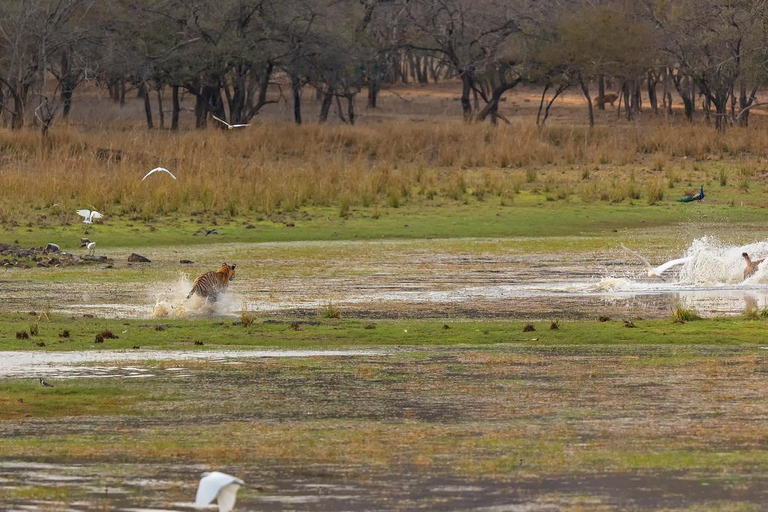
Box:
[742,252,764,280]
[186,263,237,302]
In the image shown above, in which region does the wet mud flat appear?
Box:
[3,460,767,512]
[2,345,768,511]
[6,245,768,321]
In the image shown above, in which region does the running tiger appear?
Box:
[186,263,237,301]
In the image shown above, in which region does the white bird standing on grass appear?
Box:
[81,241,96,256]
[621,244,693,280]
[212,115,251,130]
[195,471,244,512]
[142,167,177,181]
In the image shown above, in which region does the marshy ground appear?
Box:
[3,344,768,511]
[4,83,768,511]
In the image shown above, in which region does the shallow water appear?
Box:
[5,236,768,320]
[0,349,386,379]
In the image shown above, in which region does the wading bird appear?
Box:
[39,377,53,387]
[81,241,96,257]
[621,244,693,280]
[212,115,251,130]
[142,167,177,181]
[195,471,244,512]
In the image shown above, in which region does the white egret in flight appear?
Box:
[621,244,693,280]
[212,115,251,130]
[195,471,245,512]
[142,167,177,181]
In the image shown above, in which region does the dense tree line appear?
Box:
[2,0,768,132]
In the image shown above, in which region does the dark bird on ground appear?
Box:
[39,377,53,387]
[677,185,705,203]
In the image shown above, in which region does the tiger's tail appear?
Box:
[185,288,196,300]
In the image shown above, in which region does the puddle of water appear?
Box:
[0,349,386,379]
[6,236,768,320]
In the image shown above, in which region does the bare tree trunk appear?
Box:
[578,75,594,127]
[335,94,347,123]
[460,71,473,122]
[729,84,736,126]
[647,70,658,115]
[662,69,673,116]
[622,81,632,121]
[318,84,334,123]
[291,73,302,124]
[156,88,164,129]
[346,94,355,125]
[171,85,180,131]
[476,79,521,123]
[143,83,154,129]
[119,77,126,106]
[597,75,606,111]
[540,83,569,127]
[536,83,551,126]
[672,74,695,121]
[738,83,758,127]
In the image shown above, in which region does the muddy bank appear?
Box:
[2,457,767,511]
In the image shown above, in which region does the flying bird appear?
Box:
[81,241,96,256]
[142,167,177,181]
[621,244,693,280]
[76,209,103,233]
[212,115,251,130]
[76,209,103,225]
[195,471,244,512]
[39,377,53,387]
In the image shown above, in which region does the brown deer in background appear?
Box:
[593,93,619,108]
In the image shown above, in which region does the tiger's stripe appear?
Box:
[186,263,236,301]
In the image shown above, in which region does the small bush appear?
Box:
[321,301,341,319]
[647,181,664,205]
[523,324,536,332]
[671,304,702,323]
[240,301,255,327]
[16,331,29,339]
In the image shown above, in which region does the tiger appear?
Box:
[186,263,236,302]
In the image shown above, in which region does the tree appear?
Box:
[0,0,96,131]
[404,0,523,121]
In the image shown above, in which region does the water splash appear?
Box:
[150,274,242,318]
[677,236,768,285]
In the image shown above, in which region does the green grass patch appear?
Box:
[3,314,768,351]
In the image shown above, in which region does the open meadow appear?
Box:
[3,83,768,511]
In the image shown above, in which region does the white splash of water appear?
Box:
[677,236,768,285]
[150,274,242,318]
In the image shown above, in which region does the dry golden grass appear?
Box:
[2,117,768,219]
